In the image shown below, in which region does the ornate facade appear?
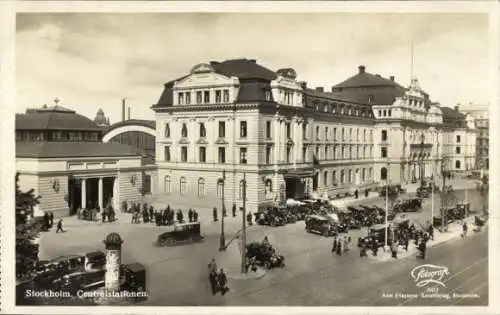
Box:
[151,59,477,213]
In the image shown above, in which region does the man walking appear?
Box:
[332,236,338,253]
[217,269,229,295]
[188,209,193,223]
[462,221,468,238]
[56,219,64,233]
[193,210,199,222]
[213,207,218,222]
[232,204,237,217]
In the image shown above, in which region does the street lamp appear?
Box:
[440,156,449,232]
[219,170,226,251]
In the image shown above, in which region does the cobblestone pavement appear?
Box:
[38,180,487,306]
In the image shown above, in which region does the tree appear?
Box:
[15,172,42,281]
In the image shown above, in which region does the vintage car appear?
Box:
[273,206,298,224]
[55,269,106,295]
[305,215,338,237]
[255,208,287,227]
[432,207,457,227]
[416,187,431,198]
[336,209,361,230]
[392,198,422,213]
[157,222,204,246]
[357,224,393,248]
[288,204,311,221]
[378,184,405,197]
[246,242,285,269]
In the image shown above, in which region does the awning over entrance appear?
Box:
[283,169,314,179]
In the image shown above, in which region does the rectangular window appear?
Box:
[332,171,337,184]
[303,124,307,140]
[316,126,320,140]
[240,147,248,164]
[456,135,461,143]
[240,121,248,138]
[286,122,291,139]
[178,92,184,105]
[381,147,388,158]
[218,147,226,163]
[185,92,191,105]
[215,90,222,103]
[204,90,210,103]
[181,146,188,162]
[302,147,307,162]
[325,127,329,140]
[381,130,387,141]
[266,147,272,164]
[456,146,461,154]
[286,147,291,163]
[196,91,202,104]
[199,147,206,162]
[199,123,206,137]
[324,146,328,159]
[264,89,272,101]
[218,121,226,138]
[164,146,171,161]
[266,121,272,139]
[223,90,230,103]
[315,146,319,158]
[342,128,345,141]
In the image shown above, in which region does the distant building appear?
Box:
[459,103,489,171]
[15,101,145,217]
[94,108,110,128]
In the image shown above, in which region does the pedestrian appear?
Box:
[354,189,359,199]
[391,241,398,259]
[49,212,54,228]
[149,206,154,223]
[336,239,342,256]
[247,211,252,226]
[193,210,199,222]
[43,212,50,231]
[360,243,367,257]
[213,207,218,222]
[232,204,237,217]
[332,236,338,253]
[208,258,217,274]
[177,209,183,223]
[365,189,369,197]
[343,236,349,252]
[428,224,434,240]
[56,219,64,233]
[404,236,409,252]
[217,269,229,295]
[209,270,218,295]
[462,222,468,238]
[188,209,193,223]
[372,241,378,256]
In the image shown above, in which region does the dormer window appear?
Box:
[178,92,184,105]
[165,123,171,138]
[181,123,188,138]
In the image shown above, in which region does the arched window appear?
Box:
[340,170,345,184]
[323,171,328,186]
[217,179,224,197]
[164,175,171,193]
[239,179,246,199]
[381,167,388,181]
[265,179,273,198]
[348,169,352,183]
[455,160,461,169]
[181,123,188,138]
[197,178,205,197]
[164,123,171,138]
[199,123,206,138]
[362,168,366,181]
[332,170,337,185]
[179,177,187,195]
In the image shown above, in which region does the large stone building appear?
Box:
[15,102,146,217]
[151,58,478,213]
[459,103,489,172]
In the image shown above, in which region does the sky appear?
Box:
[15,13,490,123]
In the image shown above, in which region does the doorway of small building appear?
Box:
[103,177,115,208]
[86,178,99,209]
[68,176,81,216]
[285,179,296,199]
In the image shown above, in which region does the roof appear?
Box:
[105,119,156,133]
[441,106,465,120]
[16,141,144,158]
[16,105,102,132]
[331,66,407,105]
[153,58,277,109]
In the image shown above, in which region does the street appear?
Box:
[37,184,488,306]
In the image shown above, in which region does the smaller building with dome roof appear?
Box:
[15,99,146,217]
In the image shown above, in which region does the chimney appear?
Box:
[315,87,324,92]
[128,107,131,120]
[358,65,366,74]
[121,98,126,121]
[455,104,460,112]
[390,76,395,81]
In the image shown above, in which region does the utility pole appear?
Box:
[241,172,247,274]
[219,170,226,251]
[441,157,448,232]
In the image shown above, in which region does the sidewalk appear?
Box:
[365,215,482,263]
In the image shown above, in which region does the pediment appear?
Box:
[196,138,209,145]
[178,138,190,145]
[174,72,237,89]
[215,138,228,145]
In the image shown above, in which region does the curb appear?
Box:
[227,268,266,280]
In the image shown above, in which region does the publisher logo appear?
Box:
[411,264,450,288]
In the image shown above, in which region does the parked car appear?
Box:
[357,224,393,248]
[246,242,285,269]
[305,215,338,237]
[255,208,287,226]
[416,187,430,198]
[157,222,204,246]
[55,269,106,295]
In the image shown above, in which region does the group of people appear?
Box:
[331,235,352,256]
[43,211,64,233]
[207,258,229,296]
[125,202,200,225]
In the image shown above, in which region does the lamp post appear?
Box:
[420,132,425,188]
[219,170,226,251]
[441,157,448,232]
[241,172,247,274]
